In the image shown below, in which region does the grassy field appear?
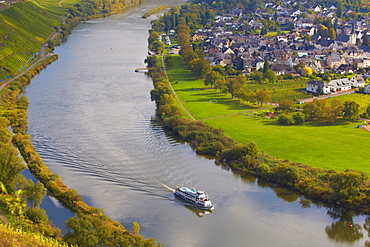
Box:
[165,55,370,175]
[166,56,266,120]
[204,115,370,174]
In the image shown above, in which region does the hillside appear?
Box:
[0,2,61,80]
[0,223,69,247]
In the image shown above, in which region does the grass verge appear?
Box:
[166,55,370,175]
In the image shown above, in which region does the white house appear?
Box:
[350,75,366,88]
[364,84,370,94]
[363,59,370,68]
[291,10,302,16]
[328,78,352,92]
[306,80,331,94]
[223,48,234,55]
[313,6,322,12]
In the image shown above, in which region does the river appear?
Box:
[23,1,369,246]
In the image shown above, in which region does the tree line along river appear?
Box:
[23,0,369,246]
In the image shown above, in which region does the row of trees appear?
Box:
[235,152,370,209]
[69,0,145,19]
[0,57,64,239]
[158,5,216,32]
[204,70,272,106]
[148,64,370,211]
[148,2,370,213]
[276,99,370,125]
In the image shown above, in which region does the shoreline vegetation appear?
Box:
[146,3,370,214]
[148,57,370,214]
[142,5,168,18]
[0,0,162,246]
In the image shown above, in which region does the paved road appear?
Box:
[299,89,355,103]
[0,52,54,92]
[0,15,66,92]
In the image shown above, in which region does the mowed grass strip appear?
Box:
[166,56,262,120]
[165,55,370,175]
[204,114,370,175]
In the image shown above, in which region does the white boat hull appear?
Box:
[174,187,214,210]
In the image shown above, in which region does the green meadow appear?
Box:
[166,56,264,120]
[204,115,369,174]
[165,55,370,175]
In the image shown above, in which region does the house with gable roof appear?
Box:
[350,75,366,87]
[306,78,353,94]
[328,78,351,92]
[306,80,331,94]
[335,64,353,74]
[327,54,346,69]
[270,63,295,75]
[364,84,370,94]
[313,5,322,12]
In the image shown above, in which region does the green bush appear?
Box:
[270,164,300,185]
[26,207,48,224]
[278,114,294,125]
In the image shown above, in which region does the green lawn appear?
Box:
[166,56,264,120]
[204,115,370,175]
[165,55,370,175]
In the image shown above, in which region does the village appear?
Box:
[178,2,370,95]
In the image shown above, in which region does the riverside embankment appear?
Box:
[22,2,370,247]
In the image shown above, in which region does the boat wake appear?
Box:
[158,181,175,193]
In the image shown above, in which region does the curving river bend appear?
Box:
[23,1,369,246]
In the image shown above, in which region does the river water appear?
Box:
[23,1,369,246]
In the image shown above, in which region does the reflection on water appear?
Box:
[326,221,363,244]
[272,187,300,203]
[364,218,370,247]
[325,208,364,244]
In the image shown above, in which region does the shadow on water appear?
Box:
[156,123,370,245]
[173,196,213,218]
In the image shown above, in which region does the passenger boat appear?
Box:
[174,187,214,210]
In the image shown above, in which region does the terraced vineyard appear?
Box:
[0,2,61,80]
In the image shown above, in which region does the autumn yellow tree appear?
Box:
[303,66,313,76]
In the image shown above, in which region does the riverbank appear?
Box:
[17,5,370,246]
[142,5,169,18]
[164,55,370,175]
[147,52,370,214]
[0,1,162,246]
